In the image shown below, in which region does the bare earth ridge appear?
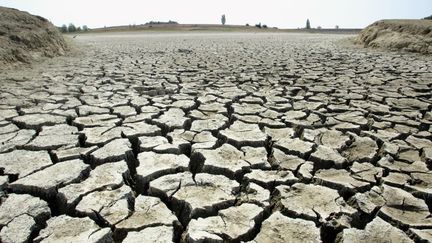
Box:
[0,7,67,67]
[0,32,431,242]
[357,19,432,54]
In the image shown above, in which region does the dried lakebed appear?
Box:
[0,32,431,242]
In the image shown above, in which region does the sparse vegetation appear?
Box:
[59,23,90,33]
[145,20,178,25]
[60,24,67,33]
[67,23,76,32]
[306,19,311,29]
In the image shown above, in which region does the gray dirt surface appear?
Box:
[0,31,431,243]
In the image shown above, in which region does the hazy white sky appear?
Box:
[0,0,430,29]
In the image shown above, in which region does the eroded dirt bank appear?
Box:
[0,7,67,68]
[357,19,432,54]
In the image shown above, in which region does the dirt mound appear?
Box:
[0,7,67,66]
[357,19,432,54]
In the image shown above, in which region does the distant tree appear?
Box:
[424,15,432,20]
[221,14,226,25]
[255,23,262,28]
[68,23,77,32]
[60,24,68,33]
[77,26,82,32]
[82,25,89,31]
[306,19,311,29]
[262,24,268,28]
[317,26,322,29]
[335,25,339,29]
[246,23,250,26]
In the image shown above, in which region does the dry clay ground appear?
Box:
[0,32,432,243]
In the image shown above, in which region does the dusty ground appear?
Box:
[0,32,432,242]
[0,7,67,67]
[357,19,432,54]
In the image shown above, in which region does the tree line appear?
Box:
[220,15,339,30]
[59,24,89,33]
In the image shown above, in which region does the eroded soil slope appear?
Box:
[357,19,432,54]
[0,7,67,67]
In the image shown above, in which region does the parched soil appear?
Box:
[0,7,67,67]
[357,19,432,54]
[0,32,432,242]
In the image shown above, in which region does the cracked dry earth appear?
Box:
[0,32,432,243]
